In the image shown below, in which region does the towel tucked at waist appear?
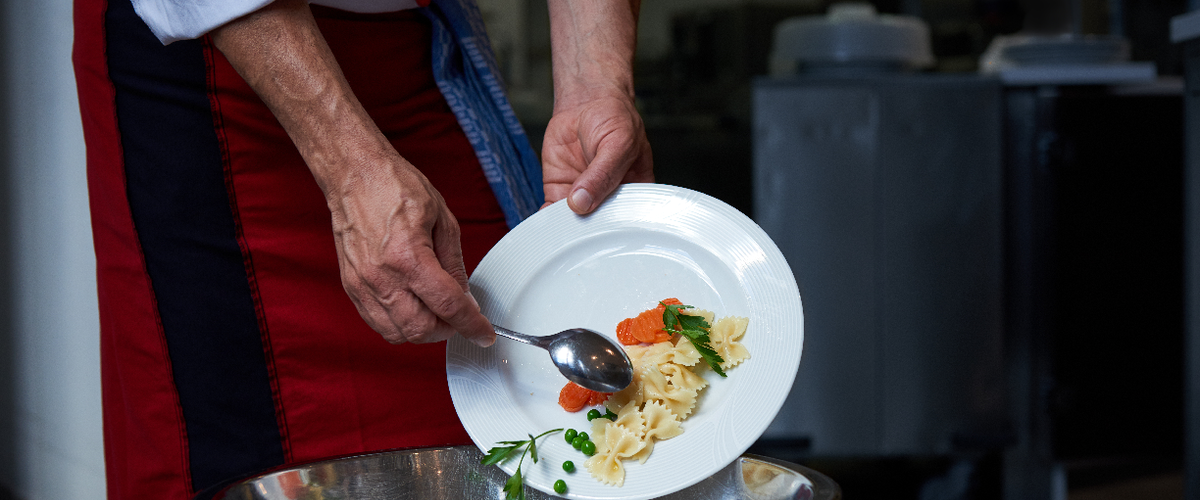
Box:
[423,0,544,228]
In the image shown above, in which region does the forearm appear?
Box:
[210,1,492,345]
[547,0,640,109]
[209,0,396,203]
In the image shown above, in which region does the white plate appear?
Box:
[447,184,804,499]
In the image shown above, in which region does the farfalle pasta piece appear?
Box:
[710,316,751,369]
[641,339,703,368]
[584,423,646,486]
[611,400,646,438]
[673,336,702,363]
[623,344,652,366]
[682,308,715,326]
[635,342,673,368]
[630,400,684,464]
[604,369,643,414]
[641,400,684,440]
[590,417,613,455]
[640,364,698,418]
[660,362,707,392]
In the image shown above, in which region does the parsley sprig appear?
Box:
[661,302,727,377]
[480,428,562,500]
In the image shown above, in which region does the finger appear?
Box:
[430,207,469,292]
[345,261,450,344]
[341,243,456,344]
[568,132,637,214]
[383,289,455,344]
[541,121,586,207]
[622,142,655,184]
[407,246,495,347]
[346,285,410,344]
[543,183,573,207]
[337,248,412,343]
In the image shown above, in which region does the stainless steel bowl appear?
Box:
[199,446,841,500]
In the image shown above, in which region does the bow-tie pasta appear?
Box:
[710,316,751,369]
[630,400,683,464]
[660,362,708,393]
[584,423,645,486]
[571,299,750,487]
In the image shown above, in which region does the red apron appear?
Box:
[74,1,509,498]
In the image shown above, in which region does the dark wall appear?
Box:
[1044,91,1186,486]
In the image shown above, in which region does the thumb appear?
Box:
[567,139,633,215]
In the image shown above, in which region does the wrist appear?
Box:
[553,80,634,112]
[287,102,391,197]
[312,143,413,217]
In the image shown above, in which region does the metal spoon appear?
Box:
[491,324,633,393]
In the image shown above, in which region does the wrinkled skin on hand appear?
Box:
[211,0,495,347]
[541,94,653,214]
[327,155,494,346]
[213,0,649,348]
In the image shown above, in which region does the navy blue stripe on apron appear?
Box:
[105,0,285,490]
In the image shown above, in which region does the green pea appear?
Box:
[554,479,567,494]
[563,460,575,473]
[605,409,618,420]
[586,409,602,421]
[571,436,585,449]
[564,428,577,443]
[578,432,589,442]
[581,440,596,456]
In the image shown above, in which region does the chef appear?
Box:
[72,0,653,498]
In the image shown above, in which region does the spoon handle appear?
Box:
[491,324,553,349]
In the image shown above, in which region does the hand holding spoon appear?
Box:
[491,324,633,393]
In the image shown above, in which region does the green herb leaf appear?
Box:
[663,305,680,331]
[527,434,539,464]
[677,311,711,332]
[662,302,727,377]
[483,428,563,499]
[480,444,524,466]
[504,467,524,500]
[535,428,565,439]
[681,332,727,377]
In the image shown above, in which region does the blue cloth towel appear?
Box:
[423,0,544,228]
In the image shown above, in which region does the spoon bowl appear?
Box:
[491,325,633,393]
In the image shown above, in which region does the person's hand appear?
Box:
[327,152,495,346]
[541,90,653,213]
[211,0,495,347]
[544,0,650,214]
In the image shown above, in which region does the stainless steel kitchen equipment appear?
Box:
[752,73,1007,457]
[195,446,841,500]
[769,3,934,76]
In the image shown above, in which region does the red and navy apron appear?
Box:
[73,1,524,498]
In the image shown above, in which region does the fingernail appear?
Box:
[473,335,495,348]
[570,188,594,213]
[466,291,480,311]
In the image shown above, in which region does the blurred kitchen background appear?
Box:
[1,0,1198,499]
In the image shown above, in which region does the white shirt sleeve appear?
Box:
[131,0,276,45]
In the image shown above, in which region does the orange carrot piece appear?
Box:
[615,298,685,346]
[616,317,638,345]
[558,382,593,412]
[588,390,610,406]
